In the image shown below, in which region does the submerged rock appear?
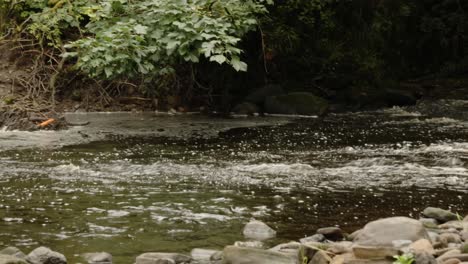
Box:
[26,247,66,264]
[264,92,329,116]
[0,247,26,259]
[82,252,112,264]
[242,220,276,241]
[353,217,429,246]
[423,207,458,223]
[222,246,296,264]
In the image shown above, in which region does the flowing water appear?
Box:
[1,101,468,263]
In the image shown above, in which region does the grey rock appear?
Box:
[352,245,400,259]
[310,250,332,264]
[392,240,412,252]
[190,249,219,262]
[300,234,325,244]
[0,254,27,264]
[242,220,276,241]
[414,252,437,264]
[264,92,329,116]
[135,253,191,264]
[317,227,344,241]
[82,252,112,264]
[353,217,429,246]
[348,230,362,241]
[0,248,26,259]
[422,207,458,223]
[269,242,301,259]
[222,246,296,264]
[26,247,66,264]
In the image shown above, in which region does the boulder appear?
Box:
[264,92,329,116]
[352,246,399,259]
[437,250,462,262]
[330,255,345,264]
[26,247,66,264]
[0,254,27,264]
[0,248,26,259]
[242,220,276,241]
[422,207,457,223]
[222,246,296,264]
[353,217,429,246]
[135,253,191,264]
[190,249,219,262]
[269,242,301,259]
[82,252,112,264]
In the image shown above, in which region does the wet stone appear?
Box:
[423,207,458,223]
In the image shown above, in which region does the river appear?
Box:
[0,100,467,263]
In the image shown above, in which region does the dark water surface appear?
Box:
[1,104,468,263]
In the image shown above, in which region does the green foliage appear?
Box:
[393,254,415,264]
[64,0,270,79]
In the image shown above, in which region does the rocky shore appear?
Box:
[1,207,467,264]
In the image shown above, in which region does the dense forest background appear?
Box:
[1,0,467,111]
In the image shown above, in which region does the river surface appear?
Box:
[1,101,468,263]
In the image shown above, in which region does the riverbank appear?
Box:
[1,206,467,264]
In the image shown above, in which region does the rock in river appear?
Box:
[353,217,429,246]
[422,207,458,223]
[135,253,191,264]
[26,247,66,264]
[243,220,276,240]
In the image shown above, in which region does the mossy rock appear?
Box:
[264,92,328,116]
